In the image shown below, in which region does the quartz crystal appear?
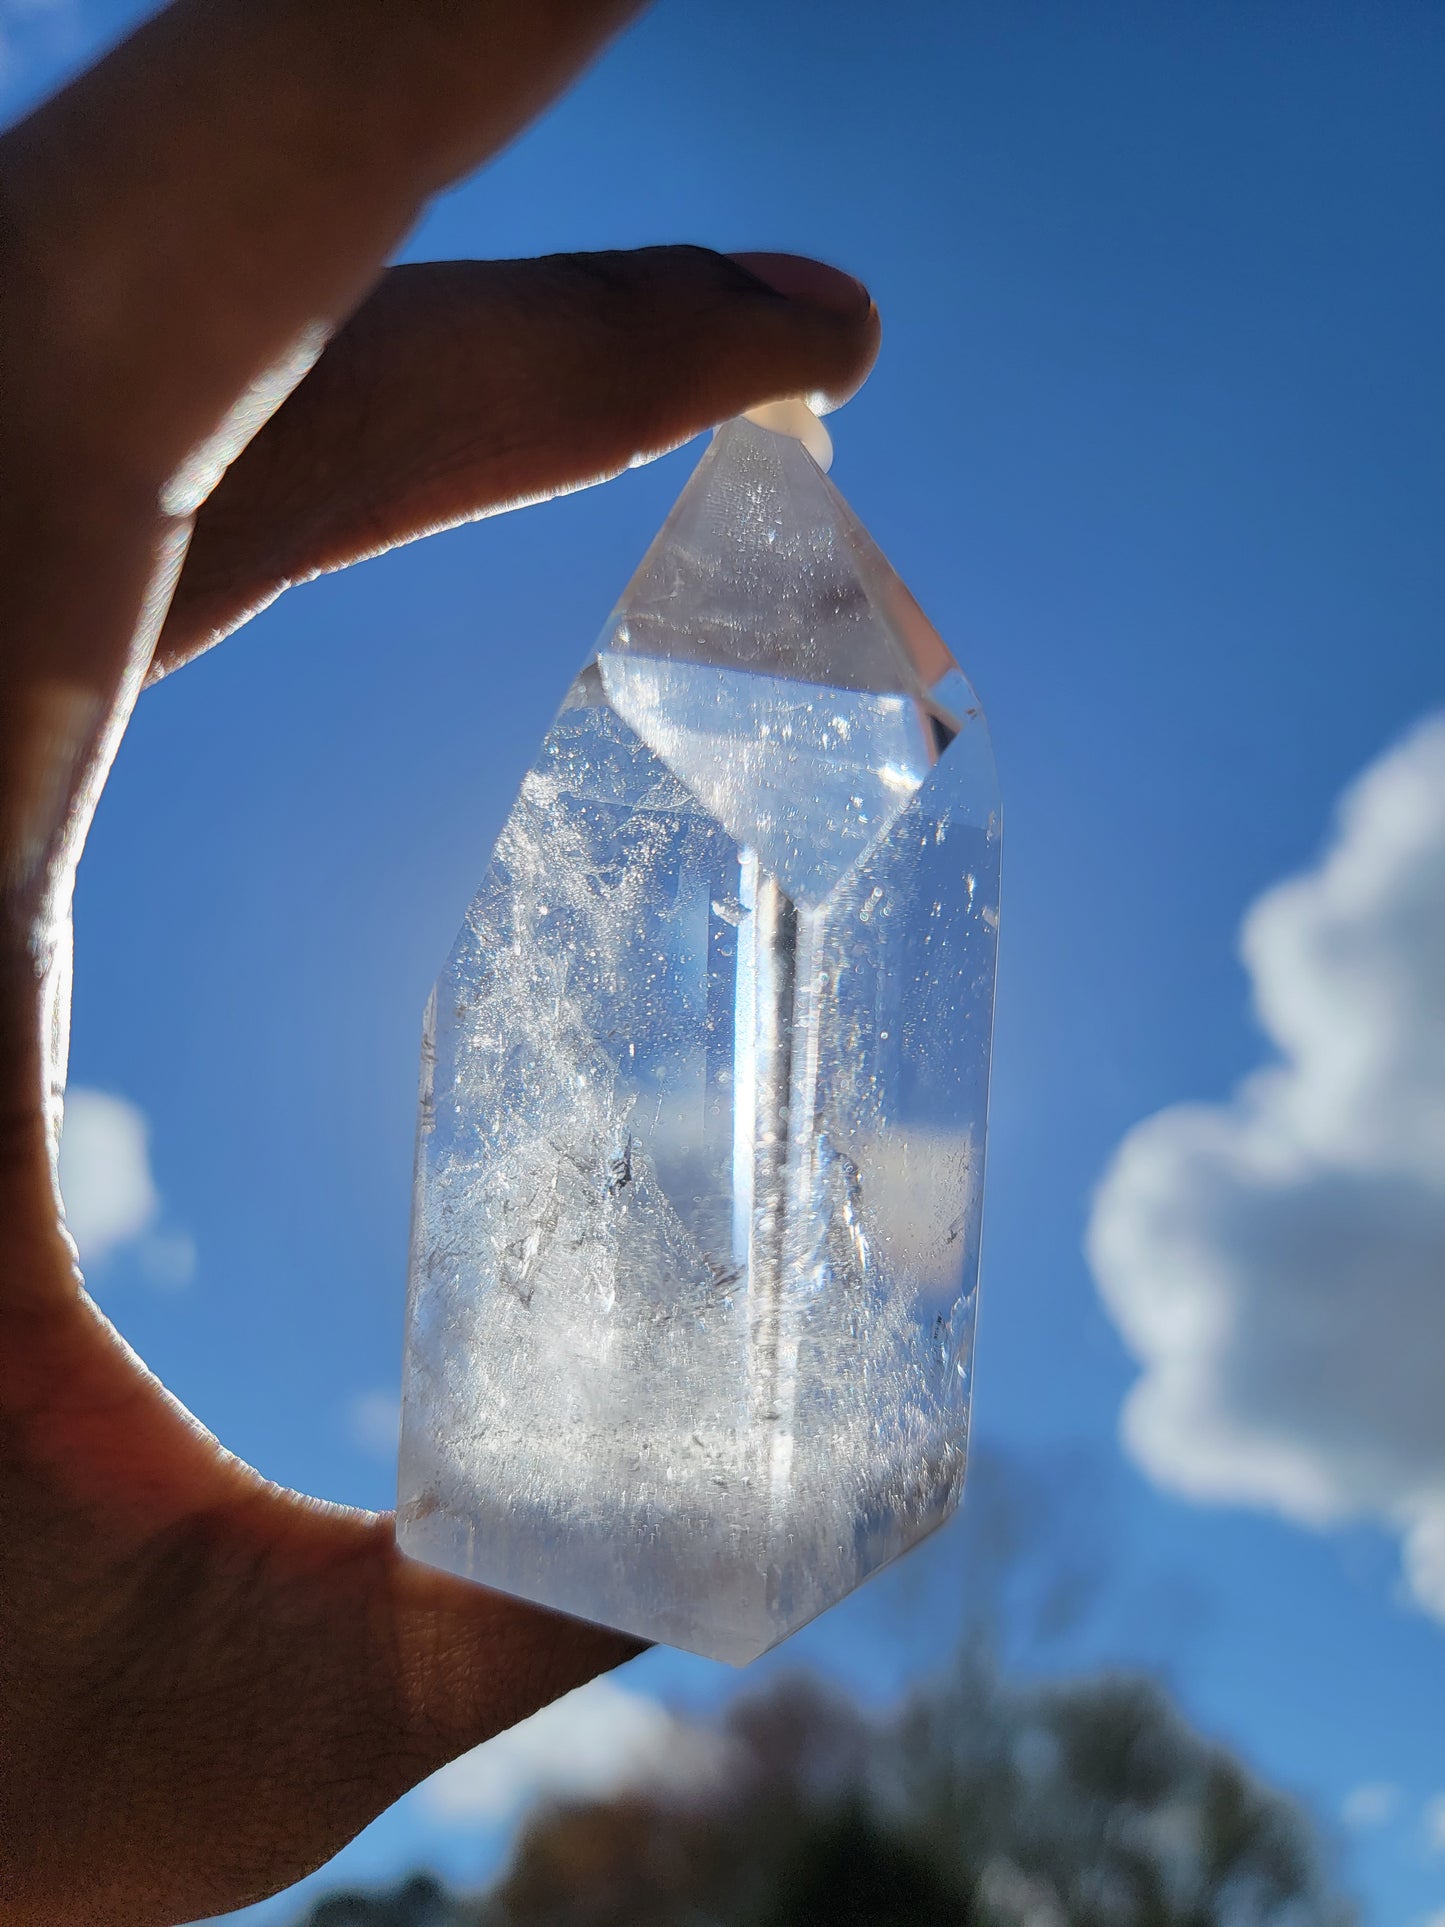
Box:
[397,413,1000,1665]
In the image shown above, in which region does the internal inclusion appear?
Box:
[594,658,950,1529]
[400,686,988,1659]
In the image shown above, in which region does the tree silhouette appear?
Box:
[293,1652,1354,1927]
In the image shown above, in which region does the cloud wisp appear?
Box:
[1088,715,1445,1621]
[418,1677,728,1829]
[1340,1784,1401,1831]
[346,1390,403,1460]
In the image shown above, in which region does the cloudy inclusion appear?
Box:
[397,421,1000,1664]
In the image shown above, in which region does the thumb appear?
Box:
[154,246,880,675]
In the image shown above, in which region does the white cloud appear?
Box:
[1426,1793,1445,1856]
[57,1086,193,1284]
[346,1390,402,1459]
[418,1677,728,1828]
[1341,1783,1400,1830]
[59,1088,160,1261]
[1088,715,1445,1620]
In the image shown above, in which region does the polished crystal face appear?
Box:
[397,418,1001,1665]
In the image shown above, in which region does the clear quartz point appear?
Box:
[397,415,1001,1665]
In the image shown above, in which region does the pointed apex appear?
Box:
[599,417,959,701]
[588,418,981,907]
[742,398,834,470]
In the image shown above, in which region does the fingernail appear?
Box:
[726,251,871,317]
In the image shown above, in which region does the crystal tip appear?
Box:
[742,399,833,472]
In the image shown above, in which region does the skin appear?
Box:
[0,3,880,1922]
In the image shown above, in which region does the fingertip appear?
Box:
[811,294,882,413]
[725,251,872,319]
[717,249,881,413]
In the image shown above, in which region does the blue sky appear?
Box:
[8,1,1445,1920]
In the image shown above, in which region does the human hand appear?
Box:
[0,5,879,1921]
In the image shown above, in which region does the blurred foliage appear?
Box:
[294,1646,1355,1927]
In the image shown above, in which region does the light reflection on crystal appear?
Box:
[601,654,931,906]
[397,417,1000,1664]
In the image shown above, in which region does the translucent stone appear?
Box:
[397,417,1001,1665]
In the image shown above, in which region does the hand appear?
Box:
[0,5,880,1921]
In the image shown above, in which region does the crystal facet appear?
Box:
[397,417,1001,1665]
